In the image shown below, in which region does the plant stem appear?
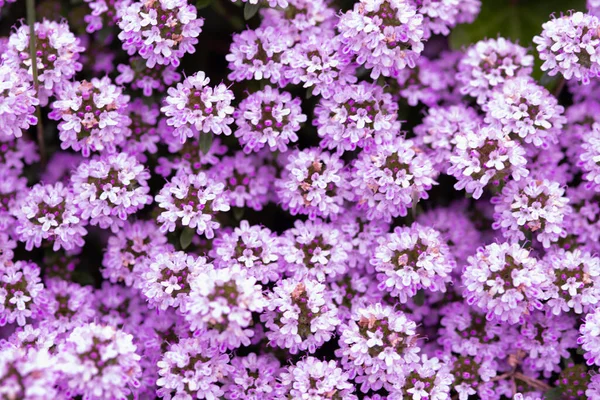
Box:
[26,0,46,167]
[553,76,566,98]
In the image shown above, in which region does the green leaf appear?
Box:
[198,133,213,155]
[196,0,213,9]
[180,227,195,250]
[244,2,260,20]
[413,290,425,306]
[544,388,562,400]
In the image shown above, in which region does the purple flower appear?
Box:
[116,56,181,97]
[71,152,152,231]
[392,50,464,107]
[57,322,141,399]
[334,210,390,270]
[93,282,149,331]
[0,136,39,177]
[226,25,294,84]
[118,98,166,162]
[351,138,438,221]
[554,362,593,400]
[492,178,571,248]
[516,312,577,378]
[544,248,600,315]
[0,173,28,233]
[222,353,282,400]
[395,354,453,400]
[41,278,95,334]
[260,0,336,31]
[238,0,287,8]
[210,152,275,211]
[0,346,59,399]
[139,250,211,311]
[156,337,233,400]
[534,12,600,84]
[161,71,235,143]
[438,301,506,357]
[416,203,481,265]
[156,136,227,178]
[0,232,16,266]
[40,152,83,184]
[84,0,130,33]
[587,373,600,398]
[102,220,168,287]
[155,170,230,238]
[313,82,401,154]
[448,354,498,399]
[50,77,131,157]
[0,65,39,139]
[276,148,353,220]
[185,264,266,350]
[414,104,481,172]
[580,307,600,366]
[0,261,44,327]
[525,143,573,186]
[336,303,421,392]
[280,218,351,282]
[4,20,84,105]
[13,182,87,251]
[118,0,203,68]
[563,184,600,252]
[418,0,480,38]
[580,122,600,191]
[337,0,425,78]
[484,77,566,148]
[462,242,548,324]
[234,86,306,153]
[456,38,534,104]
[283,32,357,99]
[261,277,340,354]
[448,125,529,199]
[278,357,357,399]
[372,223,456,303]
[211,220,281,284]
[329,271,380,322]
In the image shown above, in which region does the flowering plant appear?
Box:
[1,0,599,398]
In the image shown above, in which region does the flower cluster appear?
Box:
[50,77,131,156]
[448,125,528,199]
[0,261,44,326]
[534,12,600,84]
[276,147,352,219]
[118,0,203,68]
[4,20,84,105]
[351,138,437,221]
[463,242,547,324]
[371,223,455,302]
[234,86,306,153]
[492,178,571,248]
[71,152,152,231]
[13,182,87,251]
[155,170,230,238]
[337,0,424,78]
[313,82,400,153]
[456,38,534,104]
[3,1,600,398]
[161,71,234,143]
[484,77,566,148]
